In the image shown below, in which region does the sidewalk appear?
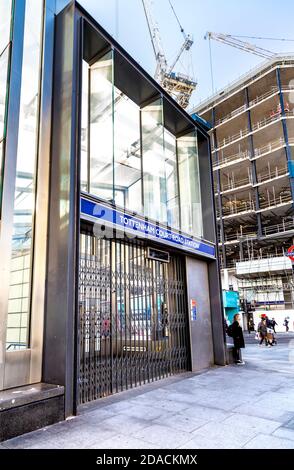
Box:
[1,343,294,449]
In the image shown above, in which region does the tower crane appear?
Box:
[204,32,277,60]
[142,0,197,109]
[205,32,294,92]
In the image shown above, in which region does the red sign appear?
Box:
[287,246,294,262]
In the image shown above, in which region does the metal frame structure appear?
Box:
[194,57,294,313]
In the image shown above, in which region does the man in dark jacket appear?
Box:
[231,313,245,365]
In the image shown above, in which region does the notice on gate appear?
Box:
[191,299,197,321]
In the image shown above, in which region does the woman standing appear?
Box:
[231,313,245,365]
[258,318,268,346]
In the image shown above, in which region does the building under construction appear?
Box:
[194,56,294,329]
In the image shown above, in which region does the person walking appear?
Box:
[258,318,268,346]
[270,318,278,345]
[248,318,255,334]
[231,313,245,365]
[271,318,278,334]
[284,318,289,332]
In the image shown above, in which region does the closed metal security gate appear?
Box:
[78,228,190,405]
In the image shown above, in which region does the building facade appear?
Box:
[194,58,294,327]
[0,1,226,441]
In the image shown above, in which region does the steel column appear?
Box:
[276,67,294,200]
[245,87,263,238]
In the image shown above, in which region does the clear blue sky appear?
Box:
[79,0,294,108]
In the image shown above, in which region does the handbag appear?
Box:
[255,332,259,340]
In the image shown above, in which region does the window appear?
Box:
[0,0,12,207]
[114,89,142,213]
[89,50,114,202]
[82,49,203,239]
[6,0,43,350]
[141,98,167,224]
[178,131,203,237]
[164,128,180,229]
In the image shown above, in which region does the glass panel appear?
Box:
[6,0,43,350]
[164,128,180,229]
[178,131,203,237]
[89,51,114,202]
[81,60,89,192]
[0,0,12,54]
[0,45,10,140]
[141,98,167,224]
[114,88,142,213]
[0,2,11,202]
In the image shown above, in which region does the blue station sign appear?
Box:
[81,197,215,259]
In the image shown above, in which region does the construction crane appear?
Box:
[205,32,277,60]
[205,32,294,92]
[142,0,197,109]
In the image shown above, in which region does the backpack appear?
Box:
[227,324,234,337]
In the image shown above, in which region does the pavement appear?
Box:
[1,338,294,450]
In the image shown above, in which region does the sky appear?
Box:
[79,0,294,109]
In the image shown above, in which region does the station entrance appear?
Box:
[78,226,190,404]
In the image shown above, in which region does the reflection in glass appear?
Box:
[178,131,203,237]
[0,44,10,140]
[114,89,142,213]
[6,0,43,350]
[89,51,114,202]
[0,0,12,55]
[81,60,89,192]
[141,99,167,224]
[83,55,203,239]
[0,0,12,202]
[0,46,10,200]
[164,129,179,229]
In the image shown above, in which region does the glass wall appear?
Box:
[178,131,203,237]
[81,60,89,192]
[82,52,203,239]
[141,99,167,224]
[114,88,142,213]
[89,51,114,202]
[6,0,43,350]
[0,0,12,206]
[164,129,180,229]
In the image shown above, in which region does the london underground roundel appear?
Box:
[287,246,294,262]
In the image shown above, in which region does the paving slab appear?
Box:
[192,421,257,447]
[135,424,194,449]
[152,413,208,433]
[178,405,231,423]
[243,433,294,449]
[1,343,294,449]
[284,418,294,429]
[272,427,294,441]
[92,414,151,435]
[222,413,281,435]
[179,434,254,450]
[89,434,160,449]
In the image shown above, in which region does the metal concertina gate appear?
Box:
[78,227,190,404]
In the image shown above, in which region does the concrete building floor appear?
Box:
[1,338,294,450]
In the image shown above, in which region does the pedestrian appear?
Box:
[231,313,245,365]
[258,318,268,346]
[284,318,289,332]
[271,317,278,334]
[248,318,255,333]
